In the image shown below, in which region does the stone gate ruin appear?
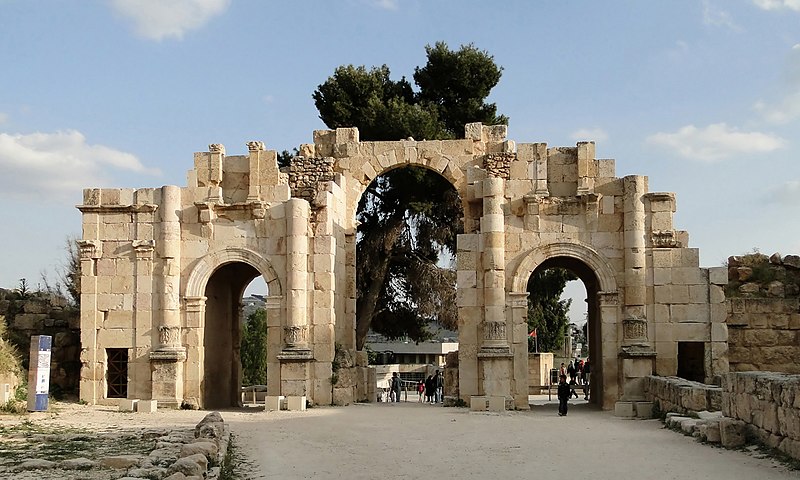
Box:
[77,123,728,410]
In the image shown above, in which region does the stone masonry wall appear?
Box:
[0,288,81,396]
[722,372,800,460]
[643,375,722,414]
[726,253,800,374]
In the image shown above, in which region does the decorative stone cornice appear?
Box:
[209,143,225,154]
[77,240,101,259]
[247,141,265,152]
[132,239,155,259]
[77,203,157,214]
[194,200,268,222]
[149,348,187,362]
[651,230,681,248]
[597,291,620,306]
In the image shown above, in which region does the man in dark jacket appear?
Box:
[557,374,570,416]
[391,372,401,402]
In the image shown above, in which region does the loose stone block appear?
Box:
[614,401,635,418]
[488,396,506,412]
[137,399,157,413]
[719,418,746,448]
[287,396,306,411]
[470,396,488,411]
[119,399,138,412]
[264,395,284,411]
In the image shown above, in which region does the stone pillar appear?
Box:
[279,198,313,367]
[182,296,206,404]
[620,177,655,403]
[131,239,155,399]
[246,141,265,202]
[508,292,530,409]
[150,185,186,407]
[207,144,224,202]
[597,291,621,409]
[577,142,595,195]
[621,176,651,349]
[477,176,512,401]
[77,240,101,404]
[480,176,509,355]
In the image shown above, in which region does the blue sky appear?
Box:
[1,1,799,323]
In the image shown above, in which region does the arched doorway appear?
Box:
[184,248,283,409]
[529,257,603,405]
[203,261,260,408]
[511,242,620,409]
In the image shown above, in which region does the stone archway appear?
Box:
[510,241,620,409]
[183,248,282,409]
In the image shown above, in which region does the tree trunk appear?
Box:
[355,216,404,350]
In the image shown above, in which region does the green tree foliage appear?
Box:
[240,308,267,386]
[526,268,577,353]
[414,42,508,137]
[355,167,462,348]
[313,43,505,349]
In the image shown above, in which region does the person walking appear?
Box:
[425,374,434,403]
[557,374,570,416]
[390,372,401,403]
[434,370,444,403]
[417,380,425,402]
[583,360,591,400]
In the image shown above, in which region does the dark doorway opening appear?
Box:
[677,341,705,382]
[106,348,128,398]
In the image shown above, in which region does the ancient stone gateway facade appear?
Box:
[77,123,728,410]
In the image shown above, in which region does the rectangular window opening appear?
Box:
[106,348,128,399]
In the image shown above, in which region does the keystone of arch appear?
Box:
[184,247,282,298]
[510,241,618,294]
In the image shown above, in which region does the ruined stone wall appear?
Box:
[643,375,722,414]
[726,253,800,374]
[722,372,800,460]
[0,289,80,396]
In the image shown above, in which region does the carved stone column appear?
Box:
[279,198,312,361]
[479,176,510,356]
[622,176,649,344]
[150,185,185,406]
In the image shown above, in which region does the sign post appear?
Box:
[27,335,52,412]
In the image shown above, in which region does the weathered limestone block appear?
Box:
[719,418,747,448]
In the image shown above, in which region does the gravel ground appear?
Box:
[1,401,799,480]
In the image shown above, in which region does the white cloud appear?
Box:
[646,123,785,161]
[703,1,740,30]
[765,180,800,205]
[0,130,160,201]
[109,0,231,41]
[753,0,800,11]
[754,45,800,123]
[570,128,608,142]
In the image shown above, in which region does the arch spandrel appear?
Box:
[184,247,282,299]
[510,241,618,294]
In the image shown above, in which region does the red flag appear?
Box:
[529,328,537,338]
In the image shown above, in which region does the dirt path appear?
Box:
[227,402,800,480]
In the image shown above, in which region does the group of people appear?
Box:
[386,370,444,403]
[557,358,591,416]
[416,370,444,404]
